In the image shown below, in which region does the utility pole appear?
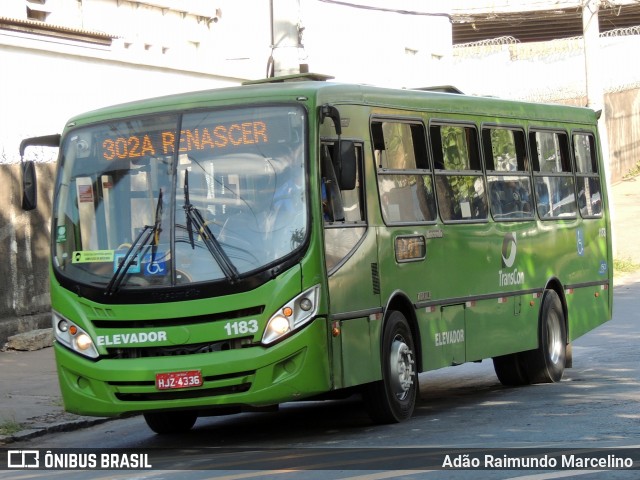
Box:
[268,0,307,77]
[582,0,615,254]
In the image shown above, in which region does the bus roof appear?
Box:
[65,78,598,129]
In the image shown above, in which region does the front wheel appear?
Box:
[364,310,418,423]
[143,410,198,434]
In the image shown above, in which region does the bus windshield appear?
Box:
[52,105,307,292]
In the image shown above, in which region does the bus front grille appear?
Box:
[104,337,254,359]
[114,382,251,402]
[91,305,265,329]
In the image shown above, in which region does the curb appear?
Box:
[0,417,114,446]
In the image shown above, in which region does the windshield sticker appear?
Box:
[56,226,67,243]
[77,184,94,203]
[72,250,114,263]
[114,253,140,273]
[142,253,167,276]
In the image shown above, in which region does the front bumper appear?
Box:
[54,319,330,417]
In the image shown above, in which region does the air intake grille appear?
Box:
[371,263,380,295]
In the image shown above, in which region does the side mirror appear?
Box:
[335,140,357,191]
[18,133,61,211]
[319,105,356,190]
[21,160,38,211]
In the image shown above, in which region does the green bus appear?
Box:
[20,74,612,433]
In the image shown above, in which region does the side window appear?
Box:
[530,130,576,219]
[483,127,534,221]
[574,132,602,217]
[321,141,366,273]
[430,123,487,222]
[371,120,435,224]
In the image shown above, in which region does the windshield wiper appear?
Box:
[105,189,163,296]
[183,170,239,283]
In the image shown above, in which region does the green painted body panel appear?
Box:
[49,79,613,417]
[54,319,330,416]
[326,229,381,387]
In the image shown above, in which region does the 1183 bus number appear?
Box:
[223,320,259,336]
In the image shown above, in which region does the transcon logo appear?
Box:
[501,233,517,268]
[498,268,525,286]
[499,233,525,286]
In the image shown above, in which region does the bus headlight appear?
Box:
[52,311,99,359]
[262,285,320,345]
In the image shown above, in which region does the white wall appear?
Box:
[0,42,241,163]
[1,0,456,164]
[301,0,453,88]
[452,34,640,101]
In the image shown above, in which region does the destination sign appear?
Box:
[101,120,269,160]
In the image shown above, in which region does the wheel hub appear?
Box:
[547,313,563,365]
[389,336,415,400]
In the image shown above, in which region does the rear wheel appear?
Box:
[492,352,527,386]
[364,310,418,423]
[143,410,198,434]
[522,289,566,384]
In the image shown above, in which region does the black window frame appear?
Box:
[370,117,437,226]
[482,124,535,222]
[572,130,603,219]
[430,120,488,224]
[529,128,578,220]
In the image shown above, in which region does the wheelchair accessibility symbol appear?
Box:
[143,253,167,276]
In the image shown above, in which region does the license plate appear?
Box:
[155,370,203,390]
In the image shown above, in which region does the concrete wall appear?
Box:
[0,163,54,345]
[605,88,640,183]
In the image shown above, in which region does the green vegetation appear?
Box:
[623,161,640,180]
[614,256,640,274]
[0,419,22,436]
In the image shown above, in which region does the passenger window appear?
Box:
[371,120,435,224]
[530,131,577,219]
[483,127,534,221]
[431,124,487,222]
[574,133,602,217]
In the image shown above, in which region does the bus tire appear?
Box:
[364,310,418,424]
[143,410,198,434]
[522,289,566,384]
[492,352,528,386]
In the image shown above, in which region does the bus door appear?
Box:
[321,141,380,389]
